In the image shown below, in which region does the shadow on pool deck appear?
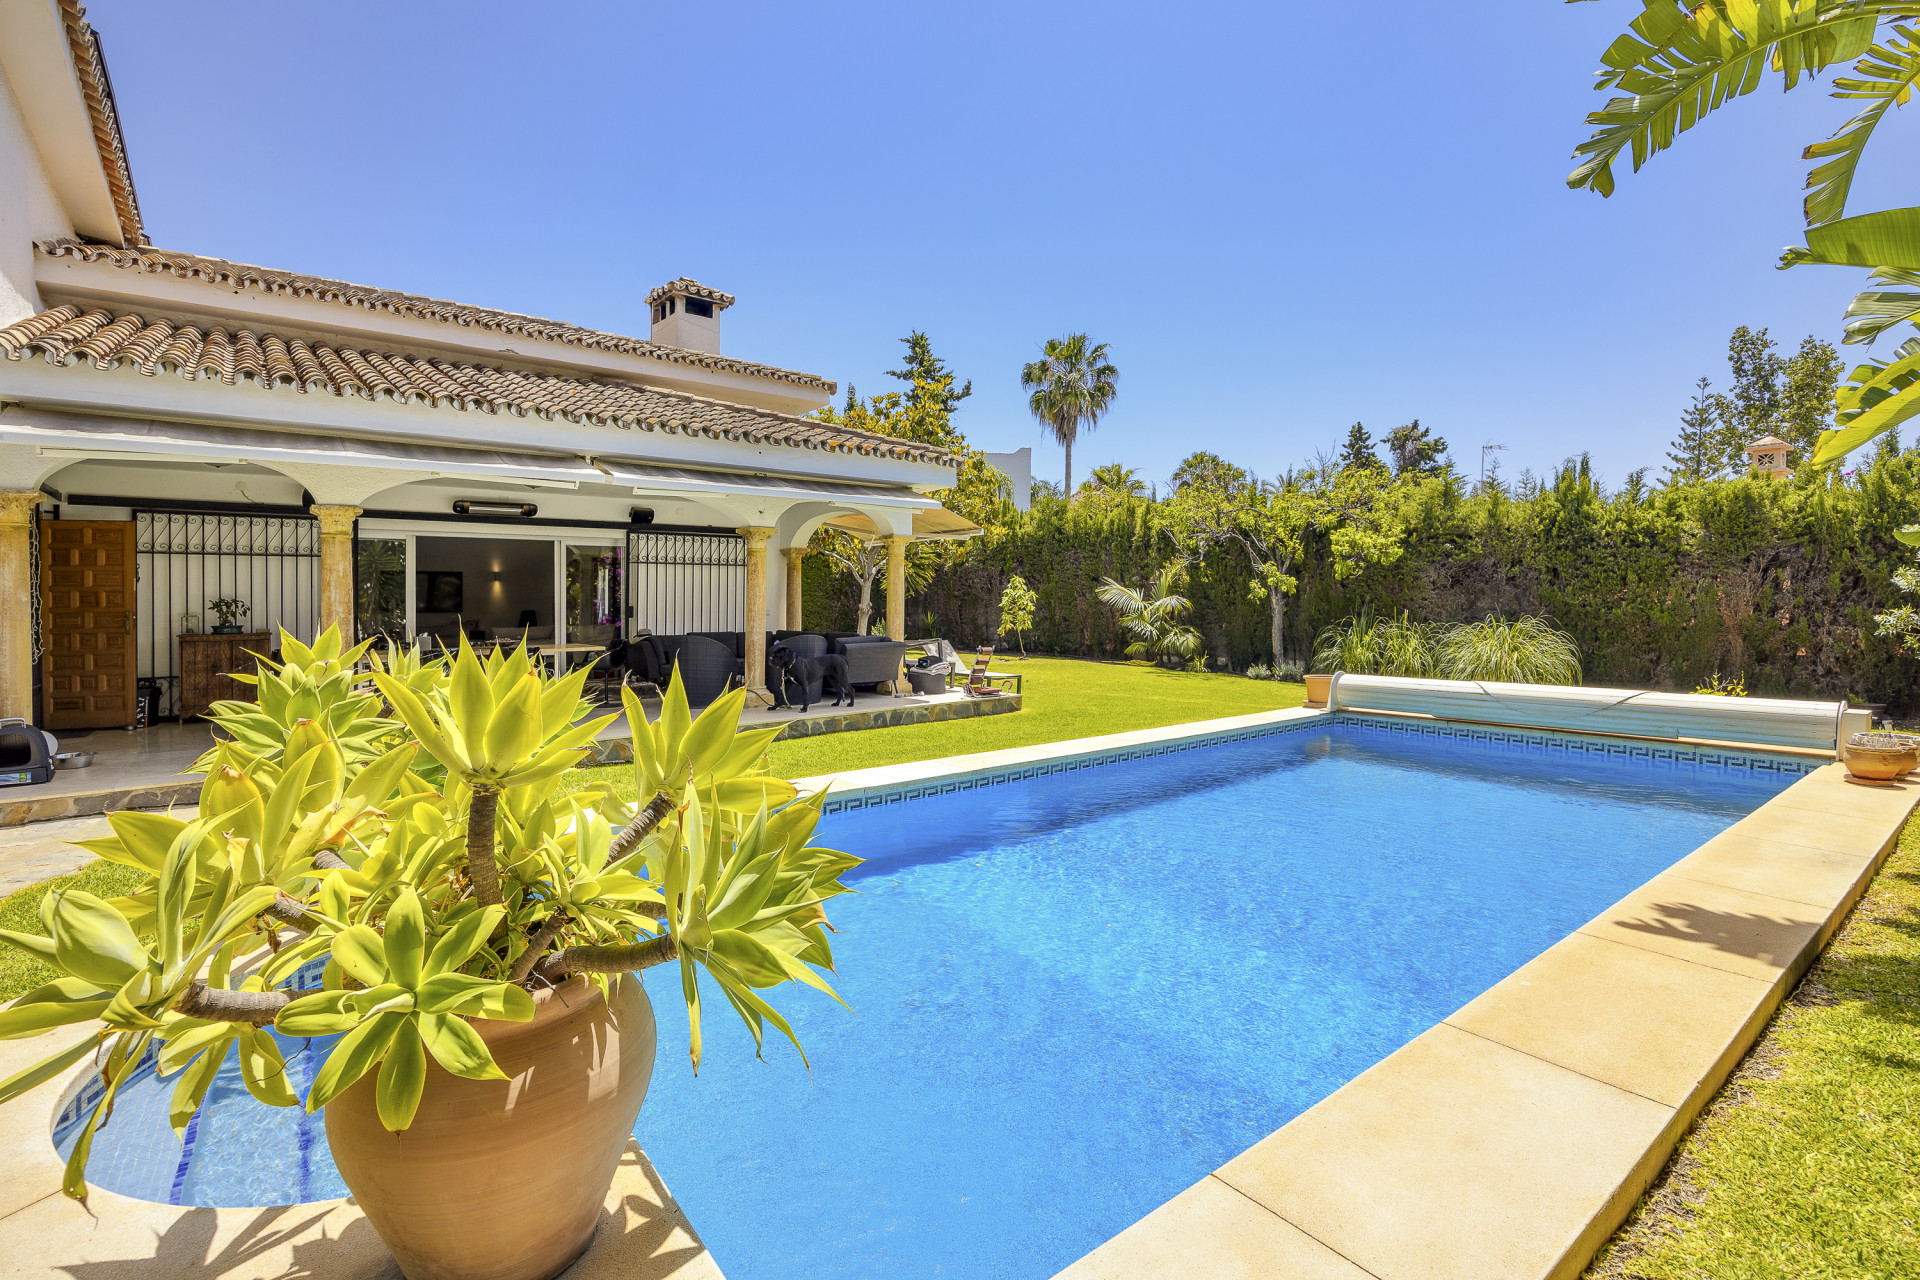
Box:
[2,1139,724,1280]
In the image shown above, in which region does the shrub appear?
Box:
[1245,663,1272,680]
[1312,610,1443,677]
[1436,615,1582,685]
[1311,611,1582,685]
[1694,671,1749,696]
[1273,660,1305,683]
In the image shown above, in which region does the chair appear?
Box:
[834,637,908,694]
[769,634,828,709]
[585,638,632,705]
[670,634,735,708]
[963,645,1009,698]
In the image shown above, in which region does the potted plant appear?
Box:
[206,597,250,634]
[0,629,855,1280]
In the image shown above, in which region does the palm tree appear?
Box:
[1096,563,1202,667]
[1564,8,1920,464]
[1022,334,1118,497]
[1084,463,1146,497]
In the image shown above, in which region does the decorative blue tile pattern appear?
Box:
[1335,714,1821,776]
[49,957,334,1207]
[816,713,1818,813]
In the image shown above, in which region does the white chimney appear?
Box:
[647,278,734,354]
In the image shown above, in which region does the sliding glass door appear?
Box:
[562,541,624,651]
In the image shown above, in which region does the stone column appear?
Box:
[311,504,362,646]
[884,535,911,641]
[0,491,41,722]
[738,526,776,705]
[883,535,912,694]
[784,546,808,631]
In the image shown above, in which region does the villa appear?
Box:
[0,0,971,736]
[4,7,1920,1280]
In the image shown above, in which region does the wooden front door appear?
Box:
[40,520,138,730]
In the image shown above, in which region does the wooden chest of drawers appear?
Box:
[178,632,272,721]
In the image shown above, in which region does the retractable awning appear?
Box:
[0,405,603,487]
[593,457,937,508]
[0,406,946,510]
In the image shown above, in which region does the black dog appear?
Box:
[767,644,855,712]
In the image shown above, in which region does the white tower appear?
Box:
[647,279,735,354]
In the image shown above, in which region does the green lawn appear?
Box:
[578,656,1304,798]
[1588,819,1920,1279]
[0,859,146,1003]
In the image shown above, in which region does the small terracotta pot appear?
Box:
[326,975,656,1280]
[1303,673,1333,707]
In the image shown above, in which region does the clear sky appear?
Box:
[84,0,1904,491]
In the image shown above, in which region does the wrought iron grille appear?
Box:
[627,531,746,635]
[136,512,320,717]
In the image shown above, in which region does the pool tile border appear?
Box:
[795,706,1822,814]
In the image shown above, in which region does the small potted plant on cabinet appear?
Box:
[206,597,249,634]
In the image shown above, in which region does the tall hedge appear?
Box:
[885,456,1920,712]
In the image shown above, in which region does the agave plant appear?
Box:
[0,627,857,1200]
[1096,564,1203,667]
[1435,615,1582,686]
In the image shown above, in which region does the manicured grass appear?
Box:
[0,859,147,1003]
[577,657,1304,799]
[1589,819,1920,1279]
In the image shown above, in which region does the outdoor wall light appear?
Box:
[453,499,537,517]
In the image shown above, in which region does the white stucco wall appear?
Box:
[0,71,67,326]
[983,447,1031,512]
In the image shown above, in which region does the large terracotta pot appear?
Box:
[1303,673,1333,707]
[1843,735,1919,783]
[326,975,657,1280]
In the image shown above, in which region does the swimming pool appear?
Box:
[56,716,1802,1277]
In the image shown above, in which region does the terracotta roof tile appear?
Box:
[0,305,955,468]
[36,239,835,393]
[645,278,736,310]
[58,3,144,246]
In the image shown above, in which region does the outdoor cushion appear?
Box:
[837,639,906,691]
[689,631,744,659]
[672,634,734,707]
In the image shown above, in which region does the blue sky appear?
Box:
[86,0,1906,491]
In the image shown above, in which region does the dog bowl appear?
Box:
[53,751,95,770]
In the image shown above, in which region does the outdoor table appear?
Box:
[526,641,609,674]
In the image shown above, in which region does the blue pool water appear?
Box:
[59,720,1798,1277]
